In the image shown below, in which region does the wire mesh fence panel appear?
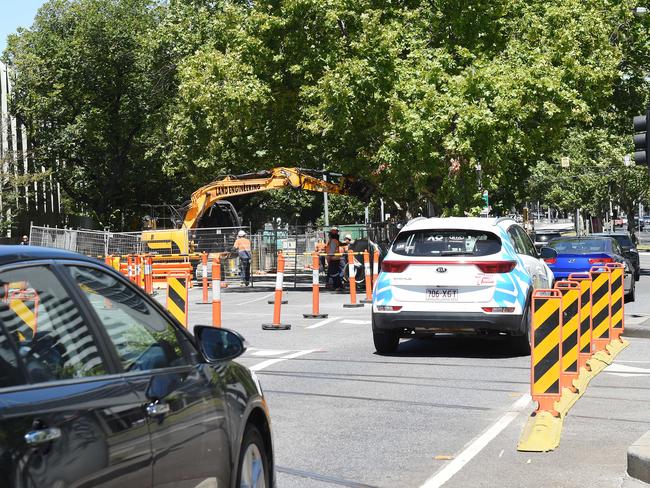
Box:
[29,226,143,257]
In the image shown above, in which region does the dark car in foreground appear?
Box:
[592,232,640,281]
[0,246,273,488]
[545,237,635,301]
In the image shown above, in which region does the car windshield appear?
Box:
[391,230,501,256]
[549,238,610,254]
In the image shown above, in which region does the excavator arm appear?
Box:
[182,167,372,229]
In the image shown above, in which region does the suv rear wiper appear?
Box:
[439,251,472,256]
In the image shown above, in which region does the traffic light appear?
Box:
[633,107,650,166]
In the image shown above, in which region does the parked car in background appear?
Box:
[372,217,555,355]
[592,232,640,281]
[533,231,563,251]
[545,237,635,301]
[0,246,274,488]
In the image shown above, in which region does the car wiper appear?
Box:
[439,251,472,256]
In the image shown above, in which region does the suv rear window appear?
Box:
[612,235,633,248]
[391,230,502,257]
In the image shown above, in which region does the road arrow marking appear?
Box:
[605,363,650,377]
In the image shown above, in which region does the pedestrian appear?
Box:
[315,238,326,275]
[233,230,252,286]
[339,234,353,286]
[19,235,28,246]
[326,227,342,290]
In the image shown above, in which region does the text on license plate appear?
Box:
[426,288,459,301]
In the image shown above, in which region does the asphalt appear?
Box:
[158,255,650,488]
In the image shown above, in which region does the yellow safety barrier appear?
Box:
[166,274,189,328]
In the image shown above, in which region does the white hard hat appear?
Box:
[238,230,246,237]
[344,234,352,240]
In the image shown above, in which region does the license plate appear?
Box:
[426,288,458,301]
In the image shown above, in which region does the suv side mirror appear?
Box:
[539,247,558,262]
[194,326,247,362]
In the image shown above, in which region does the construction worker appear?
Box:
[315,238,327,275]
[233,230,252,286]
[326,227,342,290]
[19,235,28,245]
[339,234,353,285]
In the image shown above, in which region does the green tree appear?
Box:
[4,0,174,228]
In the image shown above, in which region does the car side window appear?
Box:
[515,227,537,257]
[0,325,26,388]
[0,265,107,384]
[67,266,194,372]
[507,227,525,255]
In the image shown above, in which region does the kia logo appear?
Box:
[436,267,447,273]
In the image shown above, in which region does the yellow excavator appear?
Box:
[141,167,372,254]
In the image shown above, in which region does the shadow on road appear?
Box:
[381,335,530,360]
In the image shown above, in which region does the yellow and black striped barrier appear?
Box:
[530,289,563,414]
[606,263,624,342]
[590,266,612,357]
[166,274,189,328]
[519,266,631,452]
[569,273,593,372]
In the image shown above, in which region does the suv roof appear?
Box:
[401,217,516,233]
[0,245,95,267]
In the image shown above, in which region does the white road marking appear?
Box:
[340,319,371,325]
[235,292,275,306]
[419,394,531,488]
[306,317,340,329]
[249,349,318,372]
[250,349,290,357]
[605,363,650,376]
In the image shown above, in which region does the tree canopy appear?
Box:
[3,0,649,228]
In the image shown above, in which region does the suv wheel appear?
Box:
[511,305,531,355]
[237,425,269,488]
[373,331,399,354]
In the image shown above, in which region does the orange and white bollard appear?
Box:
[304,252,328,319]
[200,252,209,304]
[372,248,380,289]
[263,252,291,330]
[144,255,153,295]
[361,250,372,303]
[128,255,136,283]
[212,256,221,327]
[344,250,364,308]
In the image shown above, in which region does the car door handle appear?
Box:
[146,402,170,417]
[24,427,62,446]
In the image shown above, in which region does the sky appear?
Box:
[0,0,46,54]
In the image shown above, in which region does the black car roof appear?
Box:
[0,245,99,267]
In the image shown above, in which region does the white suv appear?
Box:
[372,217,554,354]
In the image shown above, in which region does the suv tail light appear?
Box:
[544,257,557,264]
[474,261,517,273]
[589,257,614,264]
[381,261,410,273]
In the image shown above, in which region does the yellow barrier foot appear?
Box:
[586,356,608,374]
[592,349,614,365]
[573,368,593,393]
[517,411,564,452]
[554,388,580,417]
[605,338,629,357]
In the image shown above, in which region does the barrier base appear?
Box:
[303,313,329,319]
[554,388,580,417]
[592,349,614,365]
[573,367,594,393]
[361,298,373,304]
[343,303,364,308]
[262,323,291,330]
[517,411,564,452]
[606,338,629,356]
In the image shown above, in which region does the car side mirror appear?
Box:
[539,247,558,262]
[194,326,247,362]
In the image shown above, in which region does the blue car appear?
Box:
[544,236,635,301]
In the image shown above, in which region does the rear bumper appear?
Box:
[373,311,523,335]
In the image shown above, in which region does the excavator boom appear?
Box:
[183,167,371,229]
